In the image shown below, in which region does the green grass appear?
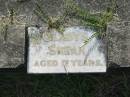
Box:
[34,0,117,45]
[64,0,116,45]
[0,69,130,97]
[34,1,66,34]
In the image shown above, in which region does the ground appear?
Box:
[0,68,130,97]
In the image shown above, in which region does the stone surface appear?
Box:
[0,25,25,68]
[28,26,106,73]
[0,15,39,26]
[107,21,130,67]
[0,0,130,21]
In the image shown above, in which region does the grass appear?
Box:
[34,0,117,45]
[34,1,66,34]
[0,68,130,97]
[64,0,117,45]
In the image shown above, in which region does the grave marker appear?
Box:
[28,26,106,73]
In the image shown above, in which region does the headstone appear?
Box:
[107,21,130,67]
[28,26,106,73]
[0,25,25,68]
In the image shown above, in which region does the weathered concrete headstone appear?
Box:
[0,25,25,68]
[28,26,106,73]
[107,21,130,67]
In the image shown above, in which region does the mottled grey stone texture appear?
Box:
[0,0,130,21]
[0,25,25,68]
[107,21,130,67]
